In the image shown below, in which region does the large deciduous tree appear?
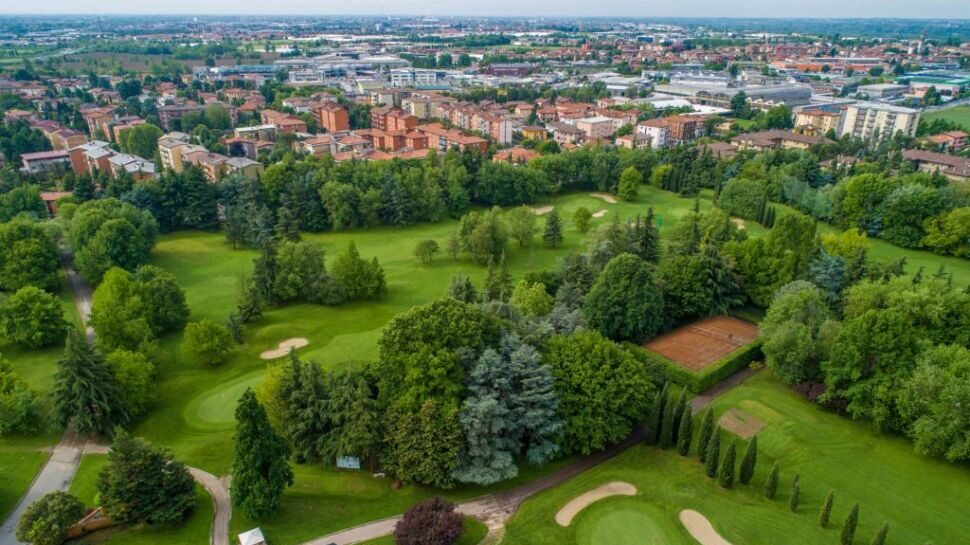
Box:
[0,286,67,348]
[0,217,59,292]
[584,254,663,342]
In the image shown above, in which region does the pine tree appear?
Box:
[280,355,330,464]
[819,490,835,528]
[636,208,660,262]
[448,273,478,303]
[841,503,859,545]
[252,241,278,304]
[496,253,513,302]
[704,429,721,478]
[233,388,294,519]
[226,311,244,344]
[718,440,736,489]
[659,391,678,450]
[53,329,128,437]
[98,430,195,524]
[870,522,889,545]
[764,461,780,499]
[790,474,801,512]
[645,382,668,446]
[738,435,757,484]
[236,274,263,323]
[481,256,497,302]
[676,405,692,456]
[697,409,715,462]
[543,209,564,248]
[275,202,301,241]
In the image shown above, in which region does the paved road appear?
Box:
[303,369,760,545]
[0,433,86,545]
[189,469,231,545]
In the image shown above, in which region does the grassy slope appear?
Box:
[922,105,970,131]
[503,373,970,545]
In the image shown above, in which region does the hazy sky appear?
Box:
[9,0,970,19]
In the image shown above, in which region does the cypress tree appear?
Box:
[645,383,668,446]
[53,329,128,437]
[659,391,677,450]
[870,522,889,545]
[496,253,513,301]
[713,177,722,203]
[482,256,497,302]
[676,406,693,456]
[738,436,757,484]
[697,409,715,463]
[637,208,660,262]
[233,388,294,519]
[718,440,736,489]
[841,503,859,545]
[543,209,564,248]
[670,388,688,441]
[819,490,835,527]
[790,474,801,512]
[704,429,721,478]
[764,461,780,499]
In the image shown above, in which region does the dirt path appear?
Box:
[679,510,733,545]
[554,481,636,526]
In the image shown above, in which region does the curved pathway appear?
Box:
[0,255,231,545]
[301,371,757,545]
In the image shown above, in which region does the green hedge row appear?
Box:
[628,340,763,394]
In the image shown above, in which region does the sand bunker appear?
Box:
[532,205,554,215]
[590,192,619,204]
[260,338,309,360]
[592,209,608,218]
[680,510,733,545]
[718,408,766,439]
[554,481,637,527]
[732,218,746,230]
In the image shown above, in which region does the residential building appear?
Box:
[547,122,585,146]
[314,102,350,133]
[838,102,920,140]
[615,132,652,150]
[493,147,540,164]
[416,123,488,153]
[21,150,71,174]
[225,157,265,180]
[519,125,548,140]
[260,109,308,134]
[575,116,619,140]
[68,141,113,175]
[794,110,841,135]
[731,130,832,151]
[926,131,968,151]
[636,118,669,149]
[108,153,156,181]
[902,149,970,182]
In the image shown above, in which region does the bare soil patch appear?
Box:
[554,481,637,527]
[590,192,619,204]
[644,316,758,371]
[718,408,766,439]
[260,337,309,360]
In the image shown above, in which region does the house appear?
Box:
[926,131,968,152]
[615,132,652,150]
[39,191,72,216]
[636,118,669,149]
[21,150,71,174]
[225,137,258,160]
[260,109,307,134]
[493,147,540,164]
[225,157,264,180]
[547,122,585,146]
[519,125,548,140]
[238,528,266,545]
[731,130,832,151]
[699,141,739,159]
[902,149,970,182]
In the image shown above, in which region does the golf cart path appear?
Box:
[300,369,757,545]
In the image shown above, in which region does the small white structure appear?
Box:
[239,528,267,545]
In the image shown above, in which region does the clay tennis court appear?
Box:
[644,316,758,371]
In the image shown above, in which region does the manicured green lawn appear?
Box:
[69,454,107,507]
[138,187,713,474]
[574,498,687,545]
[0,433,58,520]
[503,373,970,545]
[922,105,970,131]
[357,517,489,545]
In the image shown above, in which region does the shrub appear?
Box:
[739,436,757,484]
[764,461,780,499]
[820,490,835,527]
[841,503,859,545]
[183,320,234,365]
[16,491,85,545]
[718,440,736,489]
[393,496,464,545]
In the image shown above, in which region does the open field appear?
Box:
[644,316,758,371]
[922,104,970,131]
[502,372,970,545]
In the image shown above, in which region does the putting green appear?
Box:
[184,372,263,429]
[573,498,687,545]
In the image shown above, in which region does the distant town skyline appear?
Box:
[9,0,970,19]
